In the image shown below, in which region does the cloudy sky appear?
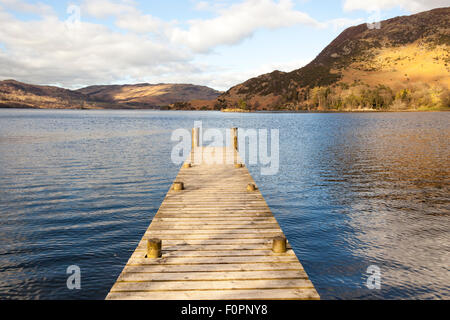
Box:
[0,0,448,90]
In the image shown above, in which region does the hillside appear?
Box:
[77,84,221,108]
[217,7,450,111]
[0,80,220,109]
[0,80,106,109]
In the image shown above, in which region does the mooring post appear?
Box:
[231,127,238,151]
[173,181,184,191]
[191,128,200,164]
[272,236,287,254]
[247,183,256,191]
[231,127,238,165]
[147,238,162,258]
[192,128,200,148]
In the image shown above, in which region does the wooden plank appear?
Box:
[131,249,296,258]
[152,216,276,220]
[135,244,291,252]
[133,250,295,258]
[150,222,278,226]
[110,279,315,292]
[118,270,309,281]
[135,242,291,250]
[155,214,273,217]
[160,204,268,206]
[145,229,282,234]
[121,264,305,274]
[136,243,272,250]
[148,226,281,231]
[107,146,319,300]
[139,239,273,245]
[106,288,320,300]
[127,255,299,265]
[140,234,281,240]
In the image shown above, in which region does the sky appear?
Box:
[0,0,449,91]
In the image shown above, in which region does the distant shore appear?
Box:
[220,108,251,113]
[219,107,450,113]
[0,106,448,113]
[238,109,450,113]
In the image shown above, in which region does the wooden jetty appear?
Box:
[106,128,320,300]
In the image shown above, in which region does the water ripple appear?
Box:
[0,109,448,299]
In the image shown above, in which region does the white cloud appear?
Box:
[5,0,430,91]
[87,0,323,53]
[0,0,54,16]
[81,0,169,34]
[81,0,135,18]
[0,0,326,89]
[194,1,214,11]
[0,5,193,88]
[193,0,233,12]
[170,0,322,53]
[115,13,165,34]
[343,0,450,13]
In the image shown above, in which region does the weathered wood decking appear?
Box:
[106,145,319,300]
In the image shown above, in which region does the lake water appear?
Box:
[0,109,448,300]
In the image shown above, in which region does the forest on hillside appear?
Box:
[217,82,450,112]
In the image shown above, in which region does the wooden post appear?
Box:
[192,128,200,148]
[192,128,200,164]
[231,128,238,151]
[272,236,287,254]
[147,238,162,258]
[173,181,184,191]
[183,163,191,168]
[234,163,243,168]
[231,127,238,165]
[247,183,256,192]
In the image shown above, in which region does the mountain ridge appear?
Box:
[0,79,221,109]
[217,7,450,111]
[77,83,220,109]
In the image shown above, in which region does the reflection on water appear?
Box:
[0,109,448,299]
[311,116,449,299]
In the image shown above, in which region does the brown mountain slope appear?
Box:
[0,80,221,109]
[77,83,221,108]
[0,79,105,109]
[218,7,450,111]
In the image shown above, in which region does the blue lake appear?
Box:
[0,109,448,299]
